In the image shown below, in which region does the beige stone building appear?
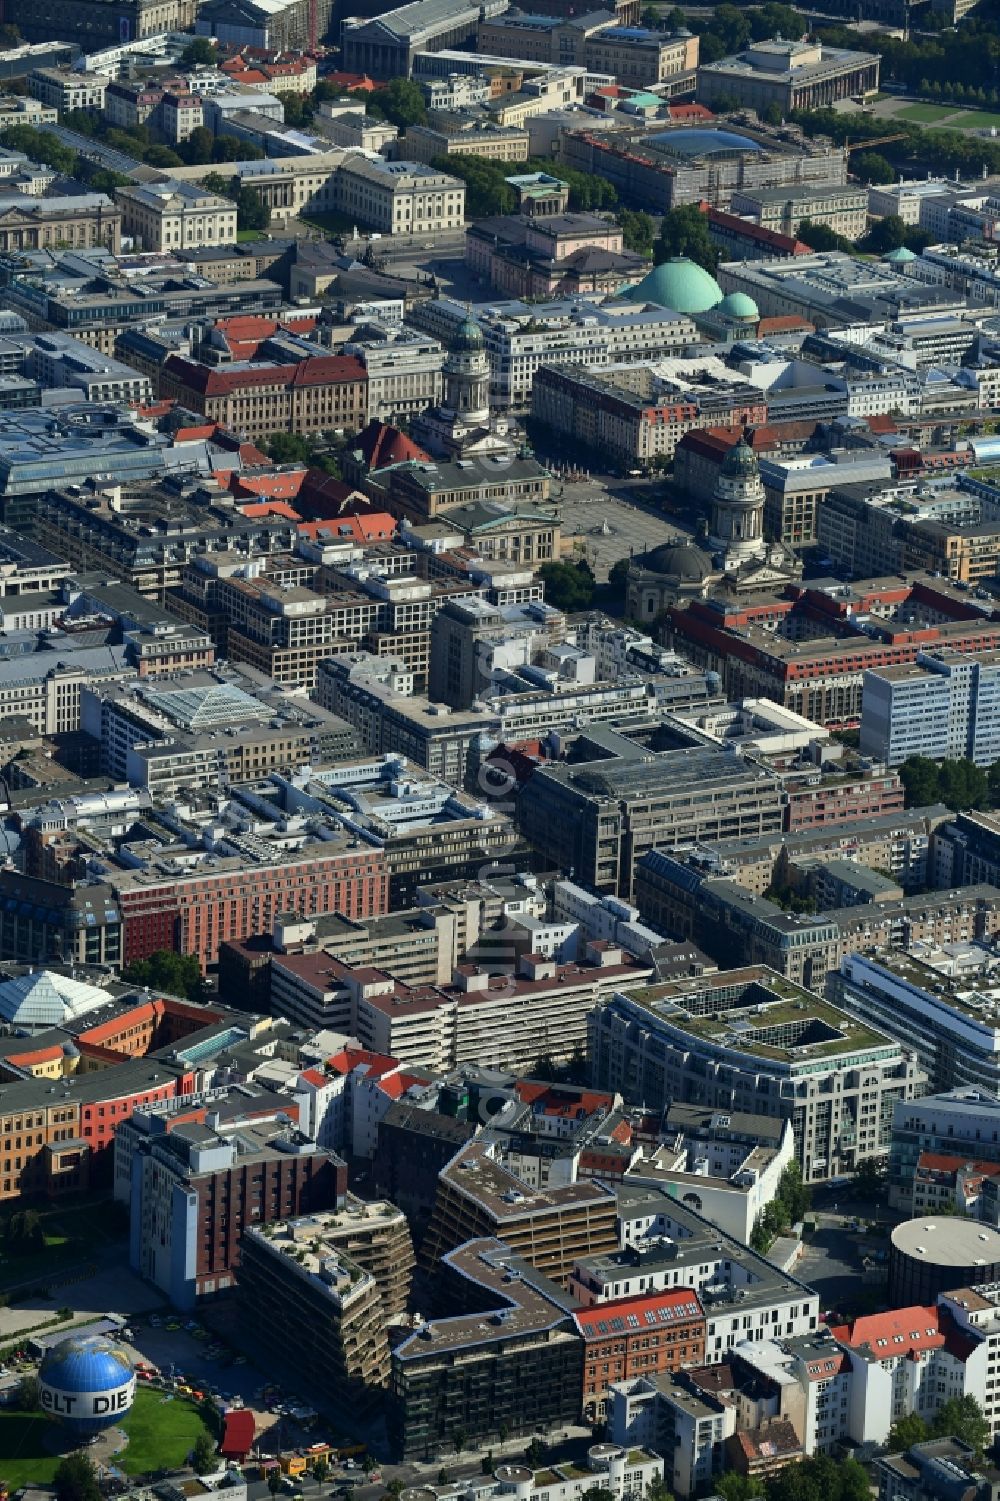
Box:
[730,182,868,240]
[402,120,530,164]
[0,193,121,253]
[334,157,466,236]
[117,180,237,253]
[159,351,368,441]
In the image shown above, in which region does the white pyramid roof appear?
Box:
[0,971,111,1029]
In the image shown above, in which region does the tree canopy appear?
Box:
[368,78,428,129]
[539,559,596,611]
[55,1454,102,1501]
[123,949,208,1003]
[653,204,718,273]
[887,1397,989,1457]
[899,754,990,812]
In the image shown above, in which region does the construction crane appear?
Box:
[844,133,909,153]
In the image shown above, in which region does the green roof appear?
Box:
[629,255,722,314]
[717,290,759,320]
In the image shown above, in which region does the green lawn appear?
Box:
[0,1390,214,1487]
[236,229,263,242]
[119,1388,214,1476]
[942,109,1000,128]
[897,101,955,121]
[0,1409,59,1487]
[0,1201,122,1292]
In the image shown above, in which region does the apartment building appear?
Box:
[574,1289,706,1422]
[238,1218,392,1417]
[28,67,106,112]
[420,1136,619,1284]
[390,1238,587,1458]
[589,967,927,1182]
[334,158,466,236]
[117,181,237,254]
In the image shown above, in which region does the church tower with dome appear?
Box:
[412,313,517,461]
[709,435,767,568]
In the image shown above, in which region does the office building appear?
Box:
[861,650,1000,768]
[831,951,1000,1096]
[730,182,868,240]
[666,578,1000,728]
[589,967,927,1181]
[890,1088,1000,1210]
[697,38,879,113]
[126,1105,347,1308]
[517,727,785,898]
[159,351,368,442]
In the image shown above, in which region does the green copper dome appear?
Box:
[630,256,723,314]
[885,246,917,264]
[716,291,759,321]
[452,315,485,352]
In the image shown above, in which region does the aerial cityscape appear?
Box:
[8,1,1000,1500]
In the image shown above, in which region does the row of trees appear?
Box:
[816,16,1000,98]
[790,105,1000,184]
[686,2,807,64]
[0,124,130,198]
[749,1163,811,1253]
[898,754,1000,813]
[713,1454,871,1501]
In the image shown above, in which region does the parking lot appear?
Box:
[555,479,684,580]
[117,1314,281,1445]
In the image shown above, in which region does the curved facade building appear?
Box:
[889,1217,1000,1306]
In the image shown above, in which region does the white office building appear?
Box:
[860,649,1000,768]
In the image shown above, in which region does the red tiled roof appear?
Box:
[705,206,811,255]
[513,1082,616,1116]
[299,1067,328,1089]
[832,1306,946,1358]
[354,418,432,471]
[163,352,364,397]
[327,1046,400,1079]
[667,102,714,119]
[297,512,397,543]
[295,469,375,521]
[239,500,302,520]
[573,1287,704,1337]
[916,1151,1000,1176]
[230,469,307,502]
[758,315,813,334]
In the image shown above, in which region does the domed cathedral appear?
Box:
[625,538,715,623]
[626,430,800,623]
[412,313,518,462]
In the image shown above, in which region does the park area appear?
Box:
[0,1388,214,1486]
[0,1202,123,1294]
